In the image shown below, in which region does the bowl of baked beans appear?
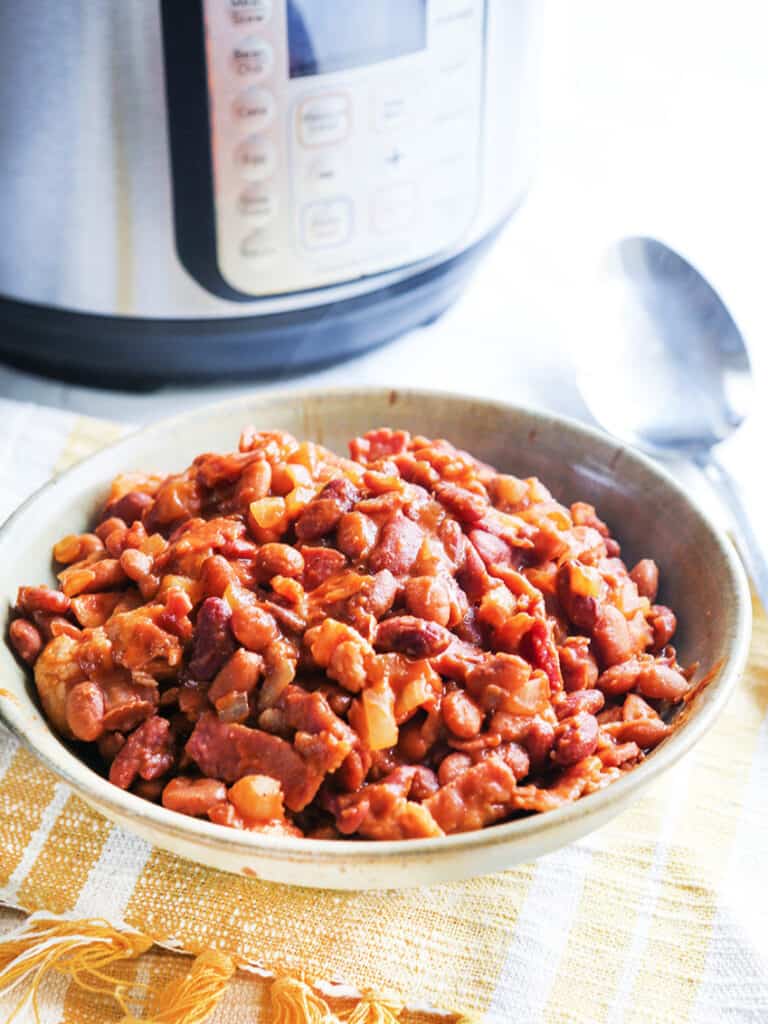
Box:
[0,389,751,889]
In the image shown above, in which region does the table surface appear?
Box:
[1,0,767,539]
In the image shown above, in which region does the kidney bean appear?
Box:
[337,511,378,561]
[441,690,484,739]
[552,712,599,767]
[16,586,70,616]
[635,662,689,701]
[300,547,348,590]
[649,605,677,650]
[523,717,556,770]
[369,512,424,575]
[591,604,634,667]
[630,559,659,601]
[405,576,451,626]
[558,636,599,692]
[296,478,359,541]
[65,681,105,741]
[8,618,43,664]
[376,616,452,658]
[554,689,605,720]
[162,777,227,817]
[104,490,154,525]
[187,597,236,681]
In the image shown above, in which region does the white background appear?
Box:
[1,0,767,535]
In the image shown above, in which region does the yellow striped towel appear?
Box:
[0,407,766,1023]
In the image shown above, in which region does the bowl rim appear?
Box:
[0,385,753,868]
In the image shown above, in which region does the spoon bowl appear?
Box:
[579,236,767,606]
[579,237,753,457]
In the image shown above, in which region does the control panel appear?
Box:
[203,0,486,296]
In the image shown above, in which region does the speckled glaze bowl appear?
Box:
[0,389,752,890]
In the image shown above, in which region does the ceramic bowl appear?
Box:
[0,388,751,889]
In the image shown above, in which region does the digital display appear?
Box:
[287,1,427,78]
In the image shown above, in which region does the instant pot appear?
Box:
[0,1,539,381]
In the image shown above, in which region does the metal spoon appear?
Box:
[578,235,766,606]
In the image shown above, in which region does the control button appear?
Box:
[233,37,274,79]
[233,87,276,130]
[304,155,343,187]
[238,184,278,225]
[301,198,353,249]
[240,229,279,262]
[229,0,273,25]
[373,87,414,133]
[236,136,277,181]
[297,93,351,148]
[372,182,417,233]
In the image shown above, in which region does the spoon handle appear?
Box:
[696,452,768,610]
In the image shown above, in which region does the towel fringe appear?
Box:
[0,911,151,1023]
[118,949,235,1024]
[270,975,339,1023]
[344,991,403,1022]
[0,913,445,1023]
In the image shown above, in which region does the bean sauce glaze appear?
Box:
[7,428,694,840]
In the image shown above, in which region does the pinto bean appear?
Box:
[375,616,451,658]
[438,752,472,785]
[17,586,70,616]
[162,777,227,817]
[65,681,105,741]
[635,662,689,701]
[591,604,634,667]
[554,689,605,720]
[255,543,304,581]
[435,483,488,523]
[552,712,599,766]
[441,690,484,739]
[8,618,43,664]
[337,511,378,561]
[630,559,659,601]
[649,605,677,650]
[53,533,104,565]
[105,490,154,525]
[597,657,644,696]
